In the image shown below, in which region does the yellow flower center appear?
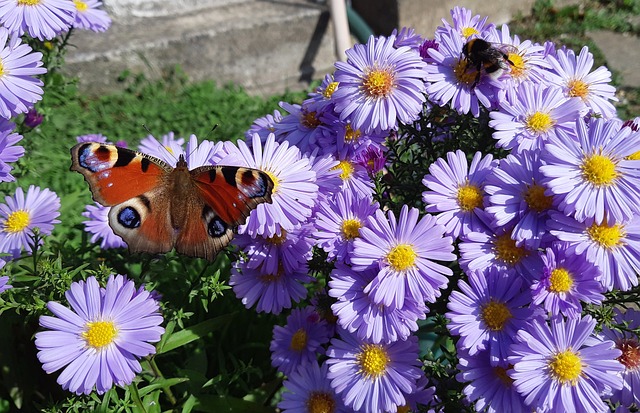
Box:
[587,222,624,249]
[4,210,30,233]
[306,391,336,413]
[457,184,483,212]
[625,151,640,161]
[260,264,284,282]
[454,58,477,86]
[461,27,479,38]
[362,68,395,99]
[567,78,589,99]
[396,406,411,413]
[290,328,308,352]
[507,53,525,79]
[549,350,583,385]
[357,343,389,378]
[341,218,362,240]
[386,244,417,271]
[73,0,88,11]
[549,268,573,293]
[524,183,553,212]
[82,320,118,349]
[581,154,618,186]
[525,111,554,134]
[267,229,288,245]
[344,125,361,143]
[17,0,41,5]
[302,110,322,129]
[0,59,5,77]
[265,171,280,194]
[481,300,512,331]
[494,365,515,386]
[333,160,354,180]
[493,234,528,265]
[617,338,640,370]
[323,81,339,99]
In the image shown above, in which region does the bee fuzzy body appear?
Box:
[462,38,515,87]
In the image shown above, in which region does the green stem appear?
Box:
[128,383,147,413]
[149,357,178,406]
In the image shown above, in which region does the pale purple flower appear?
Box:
[82,203,126,249]
[0,125,24,182]
[278,360,349,413]
[435,6,494,41]
[72,0,111,32]
[0,275,11,293]
[0,0,75,40]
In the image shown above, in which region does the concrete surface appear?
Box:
[587,30,640,88]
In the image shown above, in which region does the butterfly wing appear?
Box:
[70,142,176,254]
[173,165,274,260]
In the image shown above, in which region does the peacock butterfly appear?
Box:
[70,142,274,260]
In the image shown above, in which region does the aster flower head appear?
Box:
[447,266,536,364]
[509,315,624,413]
[333,152,376,199]
[456,348,529,413]
[351,205,456,309]
[313,190,379,264]
[303,73,339,113]
[435,6,494,41]
[329,263,426,344]
[82,203,126,249]
[0,185,60,259]
[0,0,76,40]
[0,126,24,183]
[230,256,313,314]
[72,0,111,32]
[278,360,349,413]
[546,45,618,118]
[530,243,604,317]
[332,34,428,134]
[488,81,585,153]
[353,143,387,175]
[484,149,557,249]
[0,28,47,119]
[540,118,640,225]
[600,308,640,407]
[547,211,640,292]
[76,133,108,144]
[270,306,332,376]
[274,101,332,154]
[0,275,11,293]
[23,107,43,128]
[245,109,282,144]
[139,134,218,169]
[326,331,423,413]
[216,133,318,238]
[422,150,496,239]
[392,26,423,50]
[137,132,185,165]
[35,275,165,395]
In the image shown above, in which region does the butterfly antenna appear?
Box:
[204,124,219,141]
[142,124,179,163]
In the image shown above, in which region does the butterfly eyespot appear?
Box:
[117,206,141,229]
[207,216,227,238]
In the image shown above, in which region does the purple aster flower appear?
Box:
[435,6,494,41]
[307,149,341,204]
[530,243,604,317]
[425,26,501,116]
[484,149,557,249]
[23,107,43,128]
[217,133,318,238]
[325,331,423,413]
[333,153,375,199]
[317,118,387,160]
[0,28,46,119]
[72,0,111,32]
[82,203,126,249]
[0,185,60,258]
[76,133,108,143]
[600,308,640,407]
[270,306,332,376]
[545,46,617,119]
[547,211,640,291]
[229,256,313,314]
[35,275,164,395]
[488,81,585,153]
[329,263,426,344]
[245,109,282,144]
[303,73,339,113]
[392,27,423,50]
[540,118,640,225]
[0,126,23,182]
[509,315,624,413]
[274,101,332,153]
[447,266,536,365]
[278,360,349,413]
[313,190,379,264]
[137,132,185,165]
[422,150,496,239]
[0,0,75,40]
[456,348,529,413]
[353,143,387,175]
[232,223,314,274]
[332,34,428,134]
[484,25,550,87]
[0,275,11,293]
[351,205,456,309]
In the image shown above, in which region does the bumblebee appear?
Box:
[461,38,516,87]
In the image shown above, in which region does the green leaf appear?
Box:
[137,377,189,397]
[157,313,235,354]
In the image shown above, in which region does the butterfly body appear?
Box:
[71,142,274,260]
